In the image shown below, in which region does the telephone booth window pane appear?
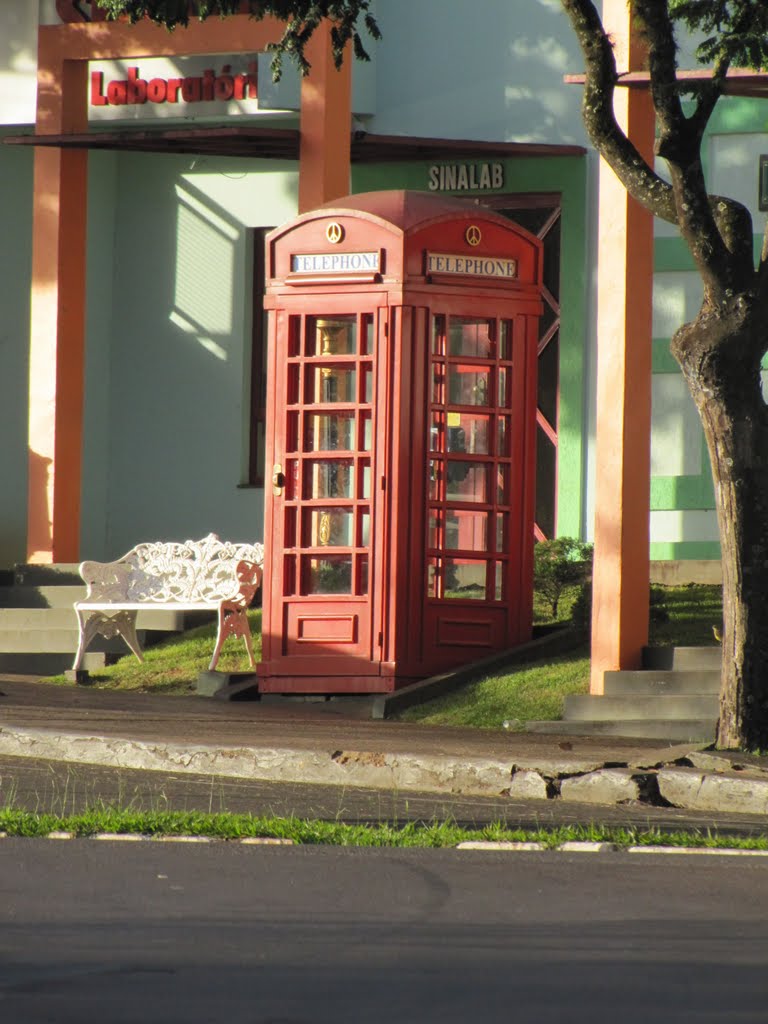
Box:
[309,366,356,404]
[496,513,508,552]
[283,555,296,596]
[497,417,510,456]
[310,316,357,356]
[499,321,512,360]
[358,555,369,594]
[432,315,446,355]
[428,460,442,501]
[306,509,354,547]
[306,413,354,451]
[360,412,372,452]
[426,558,441,598]
[360,462,371,499]
[430,415,445,452]
[287,365,300,405]
[445,559,487,599]
[450,413,490,454]
[307,460,354,500]
[288,317,301,357]
[445,511,489,551]
[432,363,445,404]
[448,318,493,358]
[495,563,504,601]
[362,365,373,403]
[359,510,370,546]
[447,462,487,503]
[448,366,490,406]
[286,413,299,453]
[497,465,509,505]
[362,315,374,356]
[284,507,297,548]
[428,513,441,549]
[285,460,298,500]
[498,366,509,407]
[303,556,352,595]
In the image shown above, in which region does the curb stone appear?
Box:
[2,724,768,815]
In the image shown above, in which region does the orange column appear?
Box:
[27,46,88,563]
[298,23,352,212]
[589,2,655,693]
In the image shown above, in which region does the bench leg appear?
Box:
[73,610,143,671]
[210,604,256,673]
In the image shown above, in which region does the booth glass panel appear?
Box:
[499,321,512,360]
[303,555,353,595]
[445,510,489,551]
[306,460,354,500]
[309,316,357,356]
[446,463,487,503]
[448,318,493,358]
[445,559,487,600]
[495,563,504,600]
[448,366,491,406]
[306,412,355,451]
[308,366,356,404]
[305,509,354,547]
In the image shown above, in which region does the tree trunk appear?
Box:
[673,305,768,749]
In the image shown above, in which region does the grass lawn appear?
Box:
[48,584,723,728]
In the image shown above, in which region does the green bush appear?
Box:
[534,537,593,619]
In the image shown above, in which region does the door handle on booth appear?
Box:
[272,463,285,496]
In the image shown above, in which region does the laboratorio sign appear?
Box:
[90,63,258,107]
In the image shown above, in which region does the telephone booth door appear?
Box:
[420,308,535,668]
[262,296,388,689]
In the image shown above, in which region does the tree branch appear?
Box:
[560,0,677,223]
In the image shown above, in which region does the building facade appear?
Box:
[0,0,760,571]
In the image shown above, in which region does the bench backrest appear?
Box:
[79,533,265,605]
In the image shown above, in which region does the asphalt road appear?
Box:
[1,754,768,835]
[1,841,767,1023]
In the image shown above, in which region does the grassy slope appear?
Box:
[48,586,724,728]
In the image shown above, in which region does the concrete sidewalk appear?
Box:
[1,674,767,820]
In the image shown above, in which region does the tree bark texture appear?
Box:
[673,303,768,749]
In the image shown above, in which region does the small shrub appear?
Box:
[534,538,593,619]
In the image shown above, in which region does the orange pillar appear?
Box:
[589,2,655,693]
[298,23,352,212]
[27,45,88,564]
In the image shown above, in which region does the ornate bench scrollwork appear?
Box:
[73,534,264,674]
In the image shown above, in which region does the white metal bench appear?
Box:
[72,534,264,673]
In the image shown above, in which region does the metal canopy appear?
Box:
[3,127,586,162]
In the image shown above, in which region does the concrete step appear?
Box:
[563,693,719,721]
[603,669,720,696]
[642,645,721,670]
[0,608,79,629]
[0,627,142,654]
[0,585,85,609]
[525,718,716,743]
[0,651,112,674]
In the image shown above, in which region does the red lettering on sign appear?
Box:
[126,67,147,105]
[107,80,127,105]
[90,71,107,106]
[181,76,202,102]
[90,62,259,109]
[147,78,167,103]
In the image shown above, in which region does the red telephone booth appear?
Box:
[258,191,543,693]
